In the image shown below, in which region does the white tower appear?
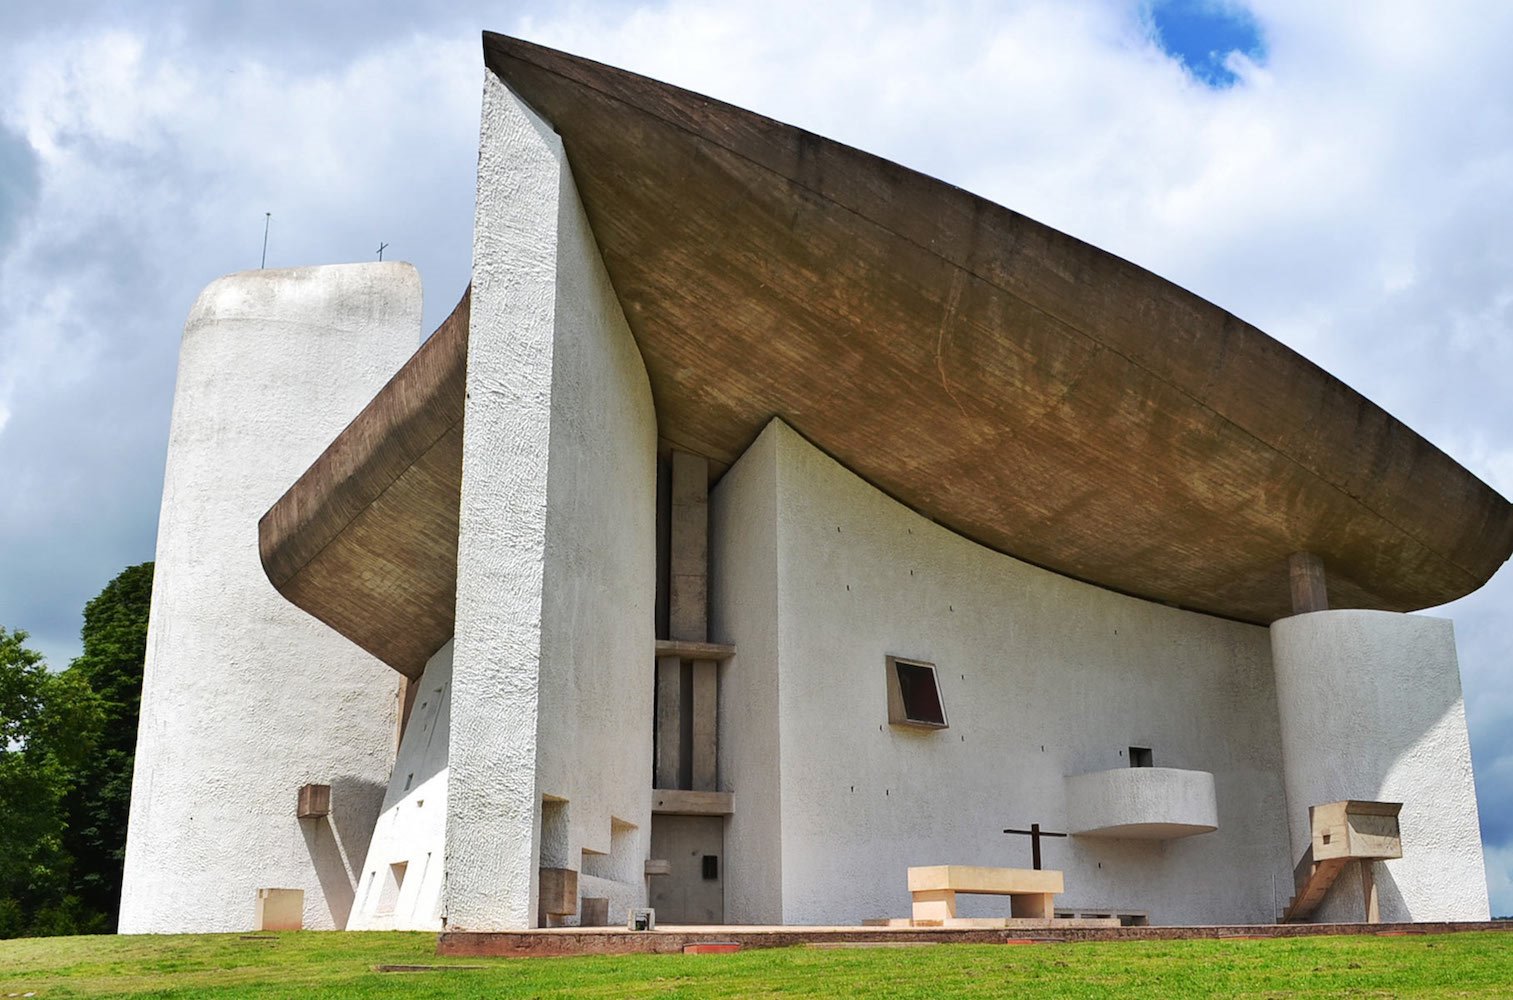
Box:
[120,263,421,932]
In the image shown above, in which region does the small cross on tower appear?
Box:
[1002,822,1067,870]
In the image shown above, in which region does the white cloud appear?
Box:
[0,16,488,656]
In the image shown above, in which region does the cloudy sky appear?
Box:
[1,1,1509,913]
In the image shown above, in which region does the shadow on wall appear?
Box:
[1320,859,1406,922]
[300,775,387,928]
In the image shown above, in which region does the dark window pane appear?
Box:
[896,662,946,725]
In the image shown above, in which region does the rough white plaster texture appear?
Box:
[709,425,782,924]
[119,263,423,933]
[1065,767,1219,839]
[710,420,1292,926]
[347,641,453,930]
[447,71,655,931]
[1271,610,1489,921]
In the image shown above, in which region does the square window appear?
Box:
[885,656,948,729]
[1129,746,1153,768]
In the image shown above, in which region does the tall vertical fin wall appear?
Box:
[448,69,655,931]
[119,263,423,933]
[534,100,657,924]
[1271,610,1490,921]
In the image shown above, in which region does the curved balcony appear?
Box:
[1065,767,1218,840]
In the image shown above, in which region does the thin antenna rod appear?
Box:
[376,241,389,262]
[261,212,271,269]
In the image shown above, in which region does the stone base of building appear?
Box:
[435,920,1513,957]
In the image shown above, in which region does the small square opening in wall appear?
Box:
[885,656,948,729]
[1129,746,1153,768]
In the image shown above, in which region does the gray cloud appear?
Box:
[0,126,40,247]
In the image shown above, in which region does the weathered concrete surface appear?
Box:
[1065,767,1219,840]
[711,420,1291,926]
[254,36,1513,679]
[484,33,1513,627]
[446,70,655,932]
[260,289,469,677]
[119,263,421,933]
[1271,610,1489,922]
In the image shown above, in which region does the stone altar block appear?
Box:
[908,865,1064,922]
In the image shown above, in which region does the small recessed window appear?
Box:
[885,656,948,729]
[376,861,407,916]
[702,855,719,880]
[1129,746,1153,768]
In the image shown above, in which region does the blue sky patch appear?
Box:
[1149,0,1265,88]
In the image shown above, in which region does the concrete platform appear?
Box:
[868,918,1122,930]
[437,920,1513,958]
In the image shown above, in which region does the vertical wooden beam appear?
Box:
[1360,860,1380,924]
[654,654,683,788]
[669,450,708,642]
[1288,551,1329,614]
[691,659,718,791]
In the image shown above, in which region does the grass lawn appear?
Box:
[0,930,1510,998]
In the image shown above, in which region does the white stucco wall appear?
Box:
[533,96,658,925]
[709,424,783,923]
[347,641,452,931]
[711,419,1293,926]
[1271,610,1489,921]
[447,70,656,931]
[120,262,422,933]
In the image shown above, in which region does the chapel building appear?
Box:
[118,35,1511,934]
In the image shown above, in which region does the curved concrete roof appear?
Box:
[261,35,1512,675]
[260,289,467,675]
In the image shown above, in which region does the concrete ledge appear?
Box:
[1065,767,1218,840]
[652,789,733,815]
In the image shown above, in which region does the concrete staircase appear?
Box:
[1280,800,1403,924]
[1282,847,1350,922]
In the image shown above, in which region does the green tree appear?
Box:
[0,627,103,937]
[60,561,154,932]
